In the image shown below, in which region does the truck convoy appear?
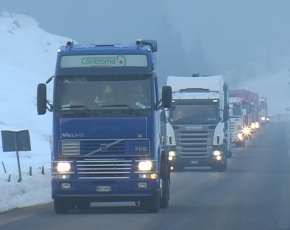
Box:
[166,75,231,172]
[37,39,173,213]
[229,97,247,147]
[228,89,260,133]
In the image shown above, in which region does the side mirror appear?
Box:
[37,83,47,115]
[161,86,172,108]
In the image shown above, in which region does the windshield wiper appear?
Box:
[62,104,98,116]
[100,104,141,115]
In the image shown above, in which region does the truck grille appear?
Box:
[76,159,132,180]
[173,125,214,158]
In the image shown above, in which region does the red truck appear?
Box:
[229,89,260,133]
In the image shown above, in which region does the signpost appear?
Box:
[1,130,31,182]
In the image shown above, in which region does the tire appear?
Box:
[54,197,70,214]
[145,191,161,213]
[160,163,170,208]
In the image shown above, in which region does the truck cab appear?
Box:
[166,75,231,172]
[37,39,172,213]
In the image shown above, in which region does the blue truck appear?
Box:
[37,39,172,213]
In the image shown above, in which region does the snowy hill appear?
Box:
[0,11,72,213]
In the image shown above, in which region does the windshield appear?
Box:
[260,101,267,109]
[55,75,152,114]
[170,103,219,124]
[230,103,242,117]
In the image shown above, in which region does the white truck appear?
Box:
[167,75,232,172]
[259,96,269,125]
[229,97,246,147]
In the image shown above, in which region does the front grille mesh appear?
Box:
[174,128,213,158]
[76,159,133,179]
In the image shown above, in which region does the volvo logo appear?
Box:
[62,133,84,138]
[185,126,203,130]
[100,144,108,152]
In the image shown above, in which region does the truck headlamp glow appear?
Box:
[242,126,251,136]
[261,116,266,121]
[237,133,244,140]
[213,151,221,156]
[57,162,71,172]
[169,151,176,157]
[138,161,153,171]
[250,123,255,129]
[255,122,260,129]
[168,151,176,161]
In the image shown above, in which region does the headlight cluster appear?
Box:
[52,161,73,180]
[138,161,153,171]
[237,133,244,140]
[242,126,251,136]
[168,151,176,161]
[213,150,222,161]
[56,162,71,172]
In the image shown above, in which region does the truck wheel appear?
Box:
[160,164,170,209]
[145,191,161,213]
[54,197,70,214]
[160,154,170,208]
[160,179,169,208]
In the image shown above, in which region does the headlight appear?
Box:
[237,133,244,140]
[261,116,266,121]
[138,161,153,171]
[250,123,255,129]
[242,126,251,136]
[57,162,71,172]
[169,151,176,157]
[213,151,221,156]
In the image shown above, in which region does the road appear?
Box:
[0,121,290,230]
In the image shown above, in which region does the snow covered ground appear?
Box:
[0,11,71,213]
[0,11,288,213]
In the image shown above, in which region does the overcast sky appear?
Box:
[1,0,290,84]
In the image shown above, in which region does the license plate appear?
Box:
[97,186,111,192]
[190,161,198,165]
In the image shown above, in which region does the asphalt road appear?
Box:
[1,121,290,230]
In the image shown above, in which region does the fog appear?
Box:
[1,0,290,86]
